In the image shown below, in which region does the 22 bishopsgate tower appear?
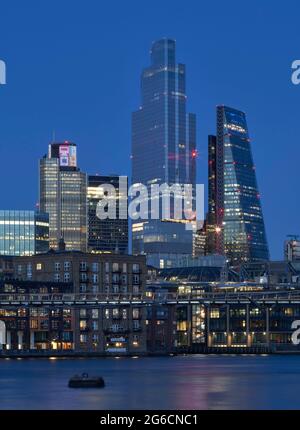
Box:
[207,106,269,265]
[132,39,196,267]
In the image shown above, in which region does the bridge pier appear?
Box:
[266,307,270,346]
[17,331,23,350]
[30,331,35,349]
[0,320,5,350]
[246,304,252,347]
[6,331,11,350]
[226,305,231,347]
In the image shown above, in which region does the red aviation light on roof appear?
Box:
[192,149,198,158]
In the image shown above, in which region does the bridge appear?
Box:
[0,290,300,307]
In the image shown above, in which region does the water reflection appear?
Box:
[0,355,300,409]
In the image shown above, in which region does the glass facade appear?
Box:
[87,175,128,254]
[132,39,196,258]
[0,210,49,256]
[39,142,87,252]
[214,106,269,264]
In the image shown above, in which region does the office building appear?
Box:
[39,142,87,252]
[0,210,49,256]
[207,106,269,265]
[132,39,196,262]
[87,175,128,254]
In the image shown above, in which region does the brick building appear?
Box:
[0,251,147,355]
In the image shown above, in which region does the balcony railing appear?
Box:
[0,288,300,305]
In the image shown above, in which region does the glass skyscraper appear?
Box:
[0,211,49,256]
[39,142,87,252]
[209,105,269,265]
[87,175,128,254]
[132,39,196,265]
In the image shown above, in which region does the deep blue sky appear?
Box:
[0,0,299,259]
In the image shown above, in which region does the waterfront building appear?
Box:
[205,300,300,351]
[146,278,300,354]
[206,106,269,265]
[0,210,49,256]
[132,39,196,263]
[1,264,300,353]
[39,142,87,252]
[87,175,128,254]
[0,279,74,350]
[0,251,147,354]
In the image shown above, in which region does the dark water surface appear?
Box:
[0,355,300,409]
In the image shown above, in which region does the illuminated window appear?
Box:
[133,308,140,319]
[80,320,87,330]
[210,309,220,318]
[92,309,99,319]
[177,321,187,331]
[80,334,87,343]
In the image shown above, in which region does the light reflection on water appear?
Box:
[0,354,300,409]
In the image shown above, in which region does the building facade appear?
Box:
[0,279,74,350]
[87,175,128,254]
[146,279,300,354]
[207,106,269,265]
[132,39,196,261]
[39,142,87,252]
[0,252,147,354]
[0,210,49,256]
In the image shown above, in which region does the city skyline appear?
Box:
[1,1,300,260]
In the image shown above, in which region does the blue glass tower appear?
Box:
[131,39,196,266]
[214,106,269,264]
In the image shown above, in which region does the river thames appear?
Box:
[0,354,300,409]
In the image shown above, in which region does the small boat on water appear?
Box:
[68,373,105,388]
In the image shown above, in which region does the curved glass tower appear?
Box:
[214,106,269,264]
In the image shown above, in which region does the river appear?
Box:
[0,354,299,409]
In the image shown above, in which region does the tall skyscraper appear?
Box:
[131,39,196,266]
[39,142,87,252]
[207,106,269,265]
[0,210,49,256]
[87,175,128,254]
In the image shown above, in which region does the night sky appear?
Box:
[0,0,299,259]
